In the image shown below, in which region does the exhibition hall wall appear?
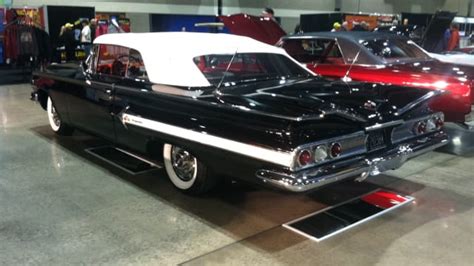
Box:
[10,0,474,33]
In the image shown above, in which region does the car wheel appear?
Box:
[47,96,74,135]
[163,144,216,194]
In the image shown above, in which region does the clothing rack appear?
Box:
[3,16,43,30]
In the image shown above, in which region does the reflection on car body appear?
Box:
[277,32,474,125]
[32,32,447,194]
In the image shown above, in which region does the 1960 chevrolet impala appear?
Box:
[32,32,448,194]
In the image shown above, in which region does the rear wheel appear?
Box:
[163,144,216,194]
[47,96,74,136]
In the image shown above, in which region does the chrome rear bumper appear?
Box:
[256,132,448,192]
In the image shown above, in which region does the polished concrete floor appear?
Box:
[0,84,473,265]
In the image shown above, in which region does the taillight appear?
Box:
[329,143,342,158]
[435,117,444,130]
[298,150,312,167]
[314,145,328,162]
[413,121,427,135]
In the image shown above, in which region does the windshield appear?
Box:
[193,53,312,87]
[280,39,344,64]
[361,38,431,63]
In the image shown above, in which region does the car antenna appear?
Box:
[341,49,361,82]
[216,48,239,91]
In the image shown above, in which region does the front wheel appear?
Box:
[163,144,216,194]
[47,96,74,136]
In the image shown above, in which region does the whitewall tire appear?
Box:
[47,96,74,135]
[163,143,216,194]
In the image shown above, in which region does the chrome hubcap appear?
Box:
[171,146,197,182]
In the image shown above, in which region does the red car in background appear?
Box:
[277,32,474,124]
[220,14,474,126]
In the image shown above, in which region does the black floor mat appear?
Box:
[85,146,160,175]
[283,190,414,241]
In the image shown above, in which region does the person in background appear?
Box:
[331,22,341,32]
[261,7,278,24]
[90,18,97,41]
[81,19,92,55]
[59,23,76,62]
[447,23,460,51]
[352,21,368,31]
[442,27,451,51]
[341,21,349,31]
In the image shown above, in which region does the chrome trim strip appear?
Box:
[122,114,370,169]
[121,113,295,167]
[365,120,404,131]
[396,90,446,116]
[258,163,369,192]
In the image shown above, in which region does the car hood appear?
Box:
[421,11,457,52]
[213,78,440,126]
[218,13,286,45]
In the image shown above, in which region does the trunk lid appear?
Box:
[215,78,437,127]
[218,13,286,45]
[421,11,457,52]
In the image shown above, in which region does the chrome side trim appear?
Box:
[396,90,446,116]
[122,113,370,169]
[365,120,404,131]
[121,113,295,167]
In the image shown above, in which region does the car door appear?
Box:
[67,44,128,141]
[111,48,152,155]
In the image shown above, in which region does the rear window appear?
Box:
[360,39,430,63]
[193,53,311,86]
[280,39,344,64]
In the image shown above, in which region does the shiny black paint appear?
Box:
[33,64,434,184]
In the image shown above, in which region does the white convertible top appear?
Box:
[94,32,296,87]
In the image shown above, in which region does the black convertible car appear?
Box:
[32,32,448,194]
